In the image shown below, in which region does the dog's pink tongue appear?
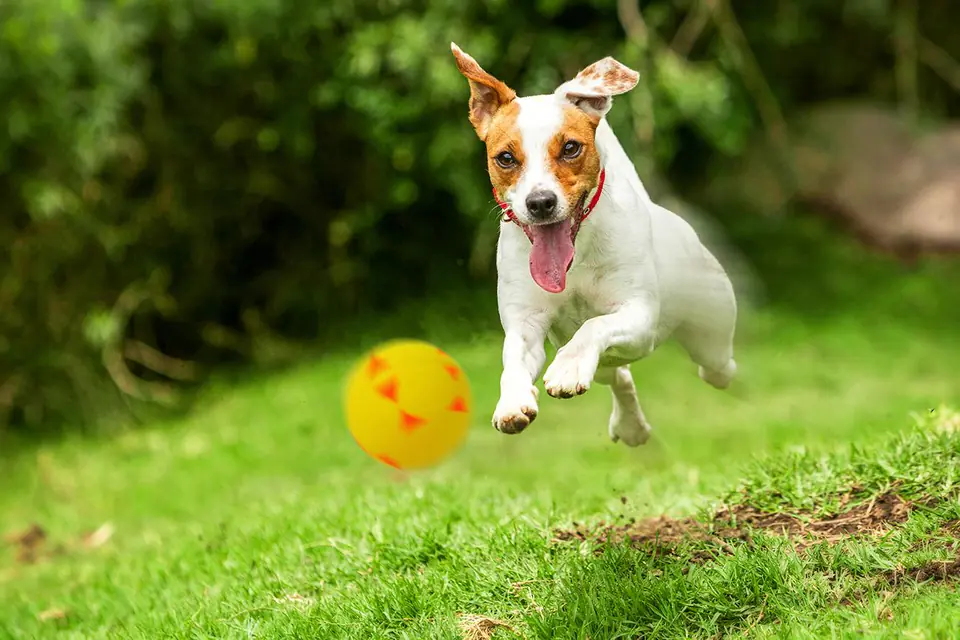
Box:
[528,220,575,293]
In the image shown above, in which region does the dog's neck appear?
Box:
[594,118,649,200]
[569,119,655,265]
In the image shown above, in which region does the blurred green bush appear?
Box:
[0,0,957,431]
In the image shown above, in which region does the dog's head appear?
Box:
[450,43,639,293]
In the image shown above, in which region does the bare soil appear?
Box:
[553,491,914,559]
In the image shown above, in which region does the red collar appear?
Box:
[493,168,606,242]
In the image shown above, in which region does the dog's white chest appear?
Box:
[546,267,621,346]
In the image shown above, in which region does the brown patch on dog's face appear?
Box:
[546,105,601,208]
[482,101,525,199]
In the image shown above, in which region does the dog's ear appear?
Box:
[555,57,639,121]
[450,42,516,140]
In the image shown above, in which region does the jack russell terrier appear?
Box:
[451,43,738,446]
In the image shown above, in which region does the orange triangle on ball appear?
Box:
[399,410,427,433]
[377,454,401,469]
[376,377,399,402]
[366,355,389,378]
[447,396,468,413]
[443,364,460,380]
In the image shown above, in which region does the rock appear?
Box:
[702,102,960,258]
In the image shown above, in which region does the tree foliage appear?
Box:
[0,0,957,430]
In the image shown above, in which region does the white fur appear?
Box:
[491,87,738,444]
[509,96,566,220]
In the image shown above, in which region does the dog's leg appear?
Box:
[595,366,652,446]
[493,319,549,434]
[674,285,738,390]
[675,322,737,389]
[675,327,737,389]
[543,302,656,399]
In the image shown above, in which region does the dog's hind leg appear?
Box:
[674,308,737,390]
[595,366,652,446]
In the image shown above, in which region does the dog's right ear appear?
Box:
[450,42,516,140]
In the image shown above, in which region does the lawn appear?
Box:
[3,253,960,638]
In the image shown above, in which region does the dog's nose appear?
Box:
[525,191,558,219]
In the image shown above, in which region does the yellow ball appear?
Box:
[344,339,472,470]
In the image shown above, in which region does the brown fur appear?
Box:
[451,45,516,140]
[482,104,601,206]
[451,44,623,207]
[576,58,639,94]
[548,106,602,207]
[483,102,524,198]
[563,58,640,120]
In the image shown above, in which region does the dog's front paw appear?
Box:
[492,386,539,434]
[543,347,598,399]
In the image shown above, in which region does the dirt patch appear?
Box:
[884,557,960,586]
[553,491,914,559]
[37,608,68,623]
[3,522,112,565]
[716,492,912,542]
[940,519,960,536]
[554,514,743,563]
[457,614,515,640]
[3,524,47,564]
[882,518,960,586]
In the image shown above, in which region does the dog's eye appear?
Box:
[495,152,517,169]
[562,141,582,159]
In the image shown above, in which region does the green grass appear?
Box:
[2,302,960,638]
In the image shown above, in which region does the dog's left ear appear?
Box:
[555,57,639,120]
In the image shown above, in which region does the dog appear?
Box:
[451,43,738,446]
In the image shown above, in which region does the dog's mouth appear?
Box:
[524,193,588,294]
[527,218,576,293]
